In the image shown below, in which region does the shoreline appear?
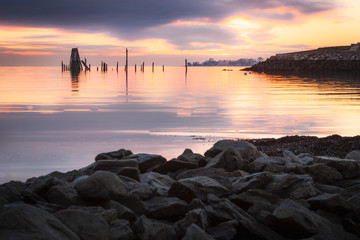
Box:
[1,135,360,239]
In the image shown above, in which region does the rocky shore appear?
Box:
[247,43,360,73]
[1,136,360,240]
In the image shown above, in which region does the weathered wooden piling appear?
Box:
[142,62,145,72]
[125,48,128,73]
[70,48,83,72]
[135,64,137,72]
[116,62,119,72]
[163,65,164,72]
[185,59,188,73]
[152,62,154,72]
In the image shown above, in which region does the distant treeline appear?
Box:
[188,57,263,66]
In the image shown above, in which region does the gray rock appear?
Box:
[182,224,216,240]
[56,209,109,240]
[169,176,228,201]
[144,196,188,219]
[95,148,133,160]
[341,184,360,212]
[246,156,285,173]
[283,150,301,164]
[307,193,353,215]
[132,215,176,240]
[315,156,360,179]
[298,153,315,165]
[116,195,148,216]
[207,220,239,240]
[48,170,85,182]
[0,180,25,202]
[178,148,207,167]
[152,159,198,175]
[140,171,175,196]
[232,172,273,193]
[117,167,140,181]
[67,205,118,223]
[315,183,343,194]
[206,149,244,172]
[26,175,56,194]
[346,150,360,161]
[75,171,126,201]
[125,181,154,200]
[302,163,343,184]
[110,219,135,240]
[47,183,81,207]
[269,199,358,240]
[125,154,167,173]
[205,140,260,163]
[88,159,139,174]
[174,208,208,237]
[0,202,79,240]
[107,200,137,223]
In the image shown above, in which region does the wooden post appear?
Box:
[117,62,119,72]
[143,62,145,72]
[163,65,164,72]
[135,64,137,72]
[89,64,91,71]
[152,62,154,72]
[97,66,98,71]
[126,48,128,73]
[61,61,63,71]
[185,59,188,73]
[70,48,82,72]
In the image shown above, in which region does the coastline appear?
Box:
[1,135,360,239]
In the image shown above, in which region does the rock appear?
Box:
[132,215,176,240]
[207,220,239,240]
[0,202,79,240]
[55,209,109,240]
[88,159,139,174]
[25,175,56,194]
[232,172,273,193]
[117,167,140,181]
[48,170,85,183]
[95,148,133,160]
[47,183,81,207]
[346,150,360,161]
[67,205,118,223]
[116,195,148,216]
[182,224,216,240]
[298,153,315,165]
[246,156,285,173]
[169,176,229,201]
[152,159,198,175]
[208,197,285,240]
[341,184,360,212]
[315,183,343,194]
[283,150,302,164]
[0,180,25,202]
[206,149,244,172]
[269,199,358,240]
[125,181,154,200]
[109,219,135,240]
[74,171,126,201]
[174,208,209,237]
[178,148,207,167]
[302,163,343,184]
[315,156,360,179]
[140,172,175,196]
[307,193,353,215]
[106,200,137,223]
[144,196,188,219]
[125,154,167,173]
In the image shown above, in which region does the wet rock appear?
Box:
[109,219,136,240]
[174,208,208,237]
[178,148,207,167]
[88,159,139,174]
[302,163,343,184]
[125,154,167,173]
[152,159,198,175]
[205,140,260,162]
[206,149,244,172]
[132,215,176,240]
[117,167,140,181]
[95,148,133,161]
[0,202,79,240]
[182,224,216,240]
[74,171,126,201]
[307,193,353,215]
[169,176,229,201]
[346,150,360,161]
[140,171,175,196]
[107,200,137,223]
[269,199,358,240]
[145,196,188,219]
[207,220,239,240]
[55,209,109,240]
[47,183,81,207]
[315,156,360,179]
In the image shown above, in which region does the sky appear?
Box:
[0,0,360,66]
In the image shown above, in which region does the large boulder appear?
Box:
[124,181,155,200]
[117,167,141,181]
[116,195,148,216]
[47,183,81,207]
[87,159,138,174]
[169,176,229,201]
[177,148,207,167]
[205,140,260,162]
[301,163,343,184]
[206,220,239,240]
[55,209,109,240]
[95,148,133,160]
[140,172,175,196]
[0,180,26,202]
[106,200,137,223]
[124,154,167,173]
[109,219,135,240]
[182,224,216,240]
[174,208,209,237]
[232,172,273,193]
[152,159,198,175]
[346,150,360,161]
[132,215,176,240]
[307,193,353,215]
[74,171,126,201]
[0,202,79,240]
[268,199,358,240]
[144,196,188,219]
[315,156,360,179]
[246,156,285,173]
[206,149,245,172]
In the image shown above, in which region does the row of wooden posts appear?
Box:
[62,48,188,73]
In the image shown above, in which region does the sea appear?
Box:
[1,66,360,183]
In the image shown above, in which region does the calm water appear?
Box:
[1,66,360,183]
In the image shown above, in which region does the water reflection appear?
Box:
[71,70,80,93]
